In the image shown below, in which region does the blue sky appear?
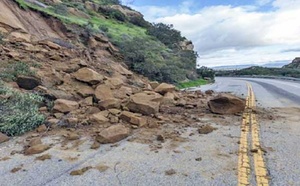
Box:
[122,0,300,67]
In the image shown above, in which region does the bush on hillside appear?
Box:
[117,37,194,83]
[146,23,184,49]
[0,83,45,136]
[0,61,35,81]
[197,66,215,80]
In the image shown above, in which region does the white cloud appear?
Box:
[133,0,300,67]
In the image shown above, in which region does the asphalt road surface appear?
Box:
[199,77,300,185]
[197,77,300,108]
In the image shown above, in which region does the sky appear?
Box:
[121,0,300,67]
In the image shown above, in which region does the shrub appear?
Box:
[53,3,69,16]
[147,23,184,49]
[0,83,45,136]
[196,66,215,80]
[0,61,35,81]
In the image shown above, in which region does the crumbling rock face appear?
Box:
[208,94,245,114]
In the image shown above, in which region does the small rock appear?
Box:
[36,124,47,133]
[95,164,109,172]
[120,111,147,127]
[35,154,52,161]
[28,138,42,147]
[94,84,113,101]
[16,76,40,90]
[154,83,175,95]
[24,144,50,155]
[73,68,104,85]
[96,124,130,144]
[53,99,79,113]
[64,132,80,140]
[198,125,217,134]
[90,141,100,149]
[165,169,176,176]
[70,166,92,176]
[195,157,202,161]
[0,132,9,144]
[127,91,162,115]
[156,134,165,142]
[89,112,109,125]
[98,98,121,110]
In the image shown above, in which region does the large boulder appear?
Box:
[0,132,9,143]
[96,124,130,144]
[154,83,175,95]
[73,68,104,85]
[16,76,41,90]
[94,84,113,101]
[127,91,162,115]
[208,94,245,114]
[53,99,79,113]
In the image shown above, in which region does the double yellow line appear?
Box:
[238,83,269,186]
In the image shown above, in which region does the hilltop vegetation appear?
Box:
[14,0,198,83]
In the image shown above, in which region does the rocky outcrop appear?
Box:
[208,94,245,114]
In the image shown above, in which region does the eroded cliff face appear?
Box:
[0,0,65,42]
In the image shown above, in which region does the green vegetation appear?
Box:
[196,66,215,80]
[13,0,198,83]
[0,61,36,81]
[177,79,208,89]
[216,66,300,78]
[0,82,45,136]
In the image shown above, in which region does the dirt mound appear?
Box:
[208,94,245,114]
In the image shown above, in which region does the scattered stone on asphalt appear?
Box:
[10,165,23,173]
[90,141,100,149]
[24,144,50,155]
[35,154,52,161]
[70,166,93,176]
[165,169,177,176]
[96,124,130,144]
[195,157,202,161]
[198,125,217,134]
[95,164,109,172]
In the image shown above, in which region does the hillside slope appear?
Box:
[283,57,300,69]
[0,0,209,141]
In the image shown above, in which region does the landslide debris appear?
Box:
[0,0,243,159]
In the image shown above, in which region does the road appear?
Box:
[198,77,300,185]
[197,77,300,108]
[1,77,300,186]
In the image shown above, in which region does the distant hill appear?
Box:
[212,60,290,71]
[283,58,300,69]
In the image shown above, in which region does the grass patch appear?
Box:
[0,82,45,136]
[0,61,35,81]
[177,79,208,89]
